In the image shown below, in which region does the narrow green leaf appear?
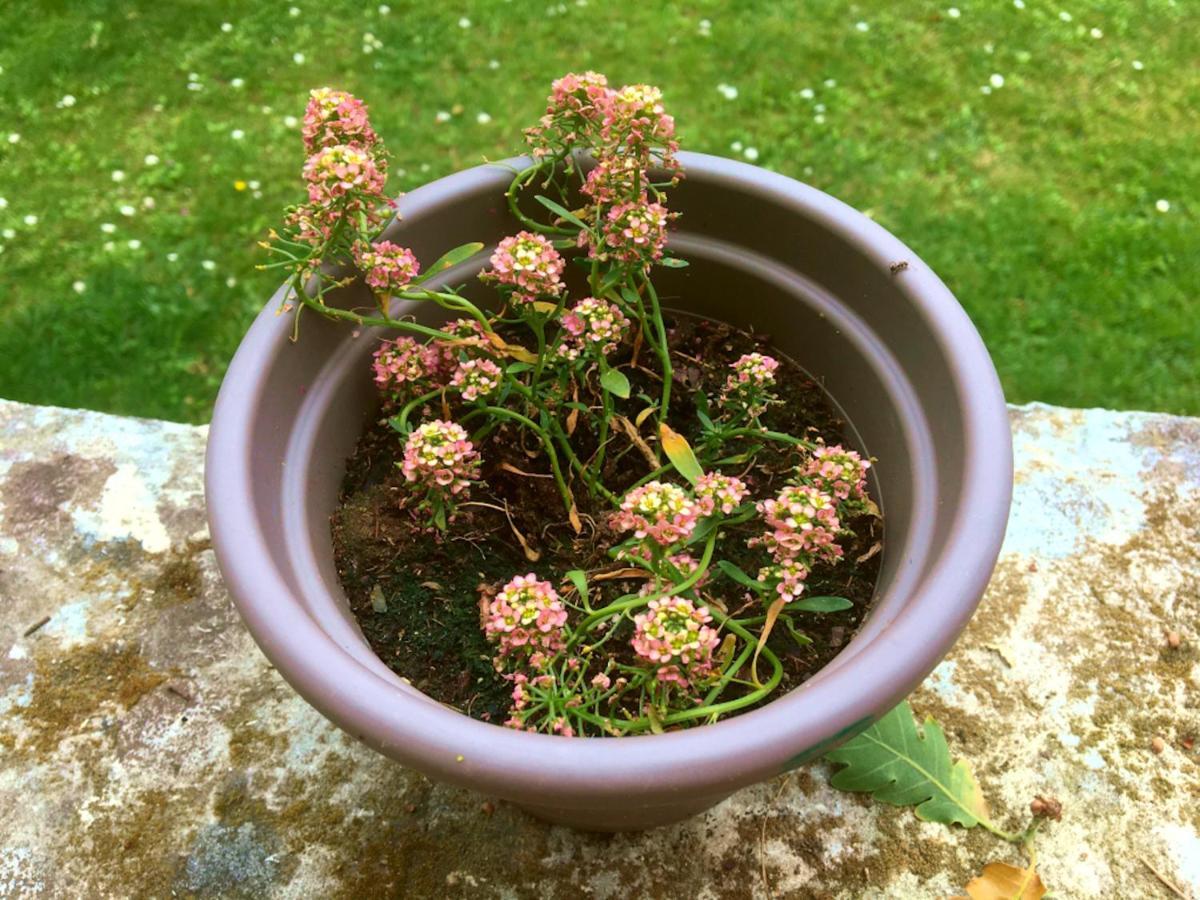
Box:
[716,560,767,594]
[565,569,588,601]
[534,195,589,231]
[419,242,485,280]
[792,595,853,613]
[825,701,990,829]
[658,256,689,268]
[659,423,704,485]
[505,362,533,374]
[600,367,631,399]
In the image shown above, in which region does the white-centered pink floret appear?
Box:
[614,481,699,546]
[481,231,565,298]
[483,573,568,662]
[694,472,749,516]
[755,483,842,565]
[450,358,502,401]
[401,419,480,496]
[631,595,719,686]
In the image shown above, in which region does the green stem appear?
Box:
[298,295,457,343]
[467,405,574,516]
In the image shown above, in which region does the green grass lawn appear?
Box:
[0,0,1195,423]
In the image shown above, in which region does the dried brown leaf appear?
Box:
[752,596,786,687]
[856,541,882,563]
[499,461,552,478]
[566,380,580,436]
[592,567,649,582]
[614,414,661,469]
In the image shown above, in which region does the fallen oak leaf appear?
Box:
[957,861,1046,900]
[825,700,990,829]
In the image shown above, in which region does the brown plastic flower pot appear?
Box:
[205,152,1011,832]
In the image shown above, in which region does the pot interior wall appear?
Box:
[265,160,955,694]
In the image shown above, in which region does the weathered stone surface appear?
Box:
[0,398,1196,898]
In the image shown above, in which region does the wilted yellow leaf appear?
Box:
[958,862,1046,900]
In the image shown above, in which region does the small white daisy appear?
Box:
[101,223,116,234]
[855,20,869,32]
[23,214,37,226]
[743,146,759,162]
[231,77,245,88]
[103,241,115,252]
[730,140,744,152]
[947,7,961,18]
[293,52,305,64]
[488,59,500,69]
[1013,0,1025,7]
[127,238,141,249]
[0,197,6,209]
[1089,27,1103,38]
[799,87,814,100]
[1058,10,1072,21]
[8,133,21,144]
[226,276,238,287]
[435,110,451,123]
[73,280,86,294]
[980,85,993,95]
[814,113,826,124]
[144,153,160,166]
[284,115,299,128]
[187,81,204,92]
[814,102,826,113]
[458,16,471,27]
[58,94,77,108]
[1131,60,1144,71]
[698,18,712,36]
[2,228,15,239]
[824,78,837,88]
[248,180,261,190]
[221,22,233,32]
[379,4,391,13]
[201,259,217,271]
[990,73,1005,88]
[167,252,179,262]
[231,129,245,140]
[1155,199,1170,213]
[112,169,126,182]
[119,204,136,217]
[476,111,492,124]
[717,83,738,100]
[142,196,156,209]
[289,6,301,16]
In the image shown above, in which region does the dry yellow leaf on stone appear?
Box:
[956,861,1046,900]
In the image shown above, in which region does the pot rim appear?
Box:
[206,151,1011,805]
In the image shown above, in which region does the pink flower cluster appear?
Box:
[483,573,568,666]
[371,336,450,397]
[694,472,749,516]
[583,199,672,268]
[559,297,630,357]
[631,596,719,687]
[480,231,565,302]
[580,155,643,204]
[614,481,699,546]
[638,552,709,596]
[303,88,379,153]
[401,420,480,496]
[525,71,611,154]
[722,352,781,418]
[597,84,679,172]
[450,358,502,401]
[802,444,871,504]
[353,240,420,294]
[303,143,387,208]
[753,483,843,602]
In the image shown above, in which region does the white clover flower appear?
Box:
[103,241,115,252]
[288,6,300,15]
[435,110,451,123]
[814,113,826,124]
[458,16,471,27]
[72,280,86,294]
[58,94,77,108]
[167,252,179,262]
[815,102,826,113]
[1090,27,1103,38]
[293,52,306,64]
[144,153,160,166]
[2,228,15,240]
[1132,60,1144,71]
[111,169,125,182]
[226,276,238,287]
[1155,199,1170,213]
[221,22,233,32]
[824,78,837,88]
[231,128,245,140]
[231,77,245,88]
[1058,10,1072,21]
[799,87,814,100]
[202,259,216,270]
[990,73,1005,88]
[743,146,759,161]
[980,85,993,95]
[248,179,261,190]
[947,7,961,18]
[119,204,136,217]
[0,197,6,209]
[8,133,21,144]
[23,214,37,226]
[187,81,203,92]
[476,111,492,124]
[284,115,299,128]
[730,140,743,152]
[716,83,738,100]
[378,3,391,13]
[1013,0,1025,7]
[127,238,141,249]
[855,20,870,31]
[101,222,116,233]
[488,59,500,69]
[698,18,712,36]
[142,196,155,209]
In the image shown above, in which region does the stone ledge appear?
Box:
[0,398,1197,898]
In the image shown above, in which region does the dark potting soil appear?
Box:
[331,314,883,729]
